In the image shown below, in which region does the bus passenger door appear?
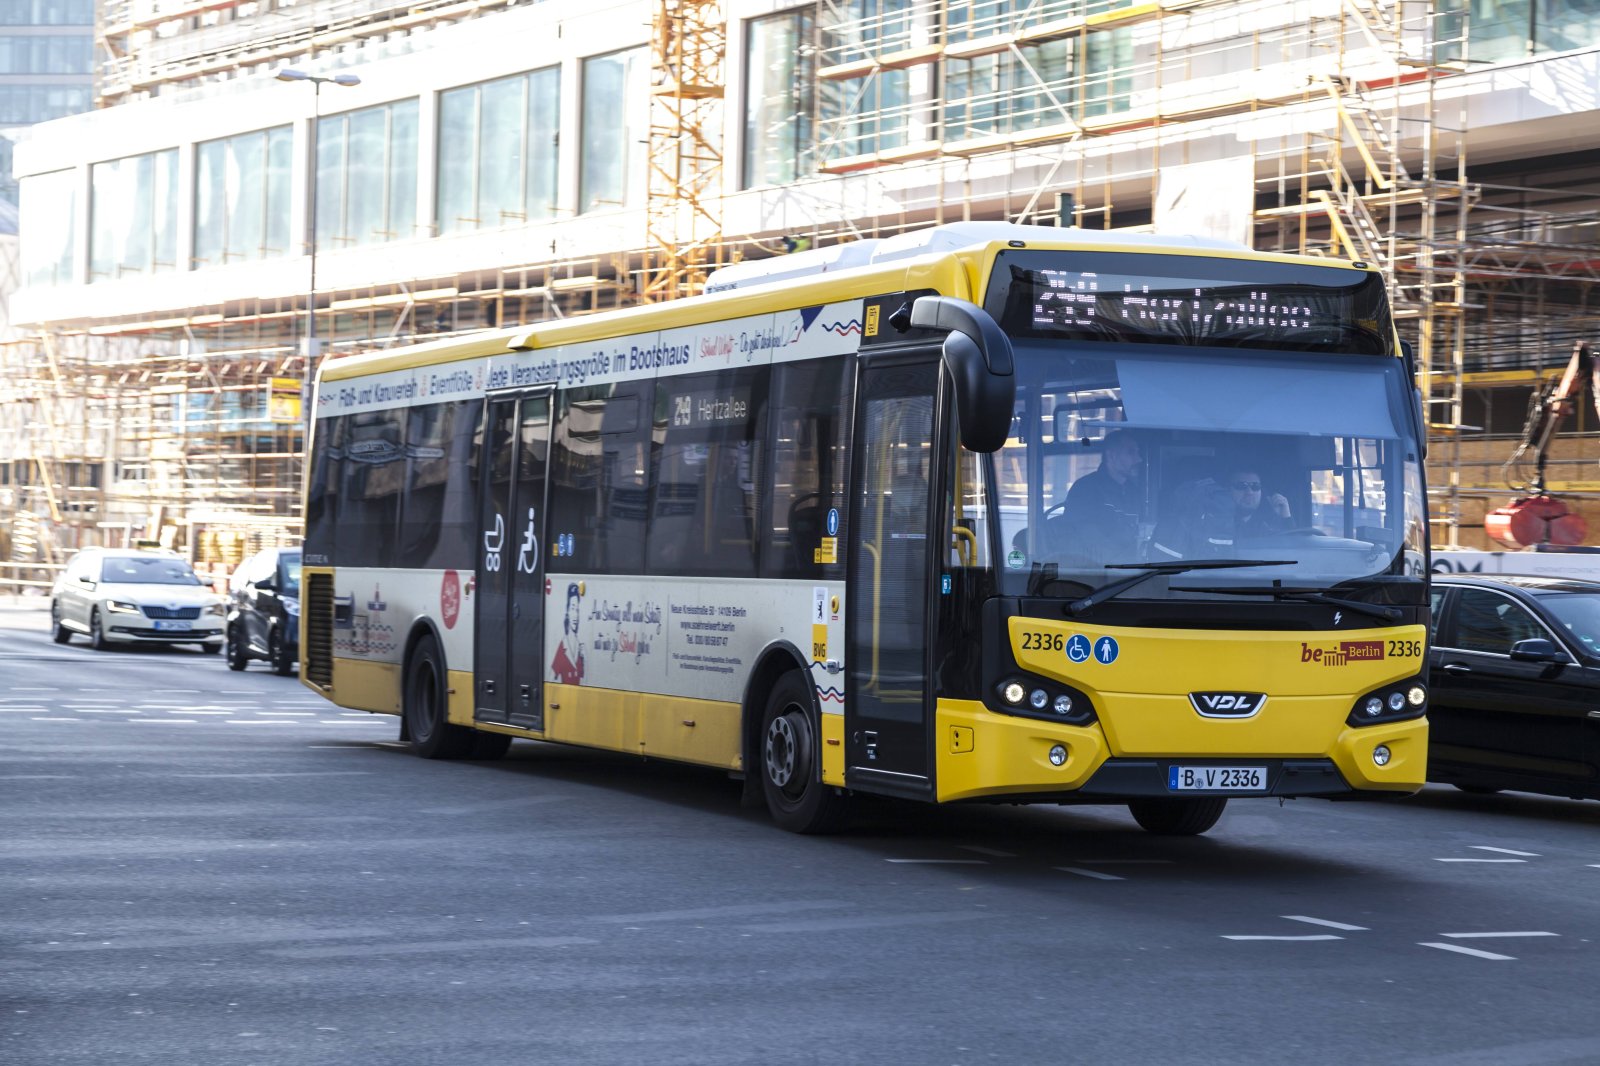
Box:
[846,357,938,791]
[475,389,552,731]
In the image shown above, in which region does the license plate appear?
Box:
[152,620,192,632]
[1168,766,1267,792]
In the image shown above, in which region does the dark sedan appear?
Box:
[1427,573,1600,800]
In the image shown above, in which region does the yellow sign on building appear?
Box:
[269,378,302,423]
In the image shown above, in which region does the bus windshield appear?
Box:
[988,342,1426,600]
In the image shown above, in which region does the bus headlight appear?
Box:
[1002,682,1026,705]
[1373,745,1392,767]
[1029,689,1049,710]
[1407,685,1426,707]
[1347,677,1426,727]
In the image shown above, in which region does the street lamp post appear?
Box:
[275,67,359,391]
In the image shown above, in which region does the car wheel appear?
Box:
[759,672,851,834]
[1127,797,1228,836]
[51,601,71,644]
[226,626,248,670]
[199,642,222,655]
[89,608,109,651]
[269,628,295,676]
[403,634,475,759]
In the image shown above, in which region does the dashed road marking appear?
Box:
[1420,942,1515,960]
[30,718,80,722]
[1055,867,1125,881]
[1223,934,1343,942]
[1434,857,1526,863]
[1470,846,1540,857]
[1283,915,1368,931]
[1441,931,1557,939]
[130,719,197,724]
[258,712,314,717]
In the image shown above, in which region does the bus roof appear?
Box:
[318,222,1377,384]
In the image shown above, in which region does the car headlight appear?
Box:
[205,602,226,617]
[107,600,141,614]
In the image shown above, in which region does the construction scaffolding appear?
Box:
[7,0,1599,588]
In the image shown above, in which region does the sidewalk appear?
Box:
[0,596,51,631]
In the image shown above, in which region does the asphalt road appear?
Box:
[4,605,1600,1066]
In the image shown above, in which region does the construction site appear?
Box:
[1,0,1597,590]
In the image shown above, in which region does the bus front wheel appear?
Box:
[759,673,849,834]
[1127,797,1227,836]
[404,634,475,759]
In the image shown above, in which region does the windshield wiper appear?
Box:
[1179,585,1402,622]
[1066,559,1296,615]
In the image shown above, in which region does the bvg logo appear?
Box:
[1189,692,1267,718]
[1300,640,1385,666]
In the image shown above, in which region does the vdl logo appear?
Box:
[1188,692,1268,718]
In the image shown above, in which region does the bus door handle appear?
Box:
[1440,662,1472,676]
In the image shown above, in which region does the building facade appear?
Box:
[1,0,1597,574]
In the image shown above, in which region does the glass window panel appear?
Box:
[20,168,76,287]
[743,8,816,188]
[437,86,478,234]
[581,49,644,212]
[479,75,525,226]
[347,106,386,244]
[194,140,226,267]
[264,125,292,258]
[527,66,560,220]
[387,99,417,242]
[315,114,345,249]
[152,149,177,273]
[1454,589,1545,654]
[1534,0,1599,52]
[227,132,265,262]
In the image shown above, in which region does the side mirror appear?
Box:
[909,296,1016,453]
[256,578,278,594]
[1509,638,1567,664]
[77,576,96,589]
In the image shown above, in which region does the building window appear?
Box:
[194,125,292,268]
[943,39,1074,141]
[89,149,178,282]
[0,33,93,73]
[580,48,647,213]
[1534,0,1600,52]
[0,0,95,25]
[19,167,76,286]
[315,98,418,249]
[742,8,816,188]
[819,0,915,66]
[437,67,560,235]
[817,68,909,163]
[0,84,91,123]
[1083,26,1134,118]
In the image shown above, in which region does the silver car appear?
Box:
[50,548,226,653]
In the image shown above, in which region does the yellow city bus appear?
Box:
[299,222,1430,835]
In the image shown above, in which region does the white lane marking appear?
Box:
[179,711,233,716]
[131,719,197,724]
[1055,867,1125,881]
[66,708,138,713]
[1420,942,1515,960]
[257,712,315,717]
[267,936,597,959]
[1440,931,1557,939]
[1222,934,1343,941]
[885,859,988,865]
[225,720,296,726]
[958,846,1016,858]
[339,712,380,718]
[11,687,59,691]
[148,690,200,694]
[1283,915,1369,931]
[0,707,50,713]
[0,774,76,779]
[172,771,376,779]
[1469,846,1540,857]
[30,718,81,722]
[221,690,259,695]
[305,742,407,749]
[319,719,390,724]
[1434,858,1526,863]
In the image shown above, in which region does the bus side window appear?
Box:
[337,409,405,568]
[303,414,344,566]
[549,381,654,575]
[762,358,850,581]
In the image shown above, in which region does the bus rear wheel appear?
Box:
[404,634,475,759]
[1127,797,1227,836]
[759,672,849,834]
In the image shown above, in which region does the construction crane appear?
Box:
[1486,341,1599,549]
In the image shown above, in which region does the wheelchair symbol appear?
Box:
[517,507,539,574]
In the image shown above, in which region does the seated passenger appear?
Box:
[1049,431,1144,564]
[1151,463,1293,560]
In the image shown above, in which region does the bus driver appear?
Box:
[1051,430,1144,564]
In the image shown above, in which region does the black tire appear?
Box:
[199,642,222,655]
[269,628,296,676]
[403,634,475,759]
[89,608,108,651]
[50,602,71,644]
[759,672,850,834]
[226,626,248,670]
[1128,797,1228,836]
[469,732,513,760]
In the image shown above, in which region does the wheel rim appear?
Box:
[764,706,812,800]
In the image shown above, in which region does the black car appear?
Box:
[1427,573,1600,800]
[225,547,301,675]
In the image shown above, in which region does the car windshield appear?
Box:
[1529,590,1600,656]
[981,343,1427,600]
[100,556,204,586]
[279,553,302,596]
